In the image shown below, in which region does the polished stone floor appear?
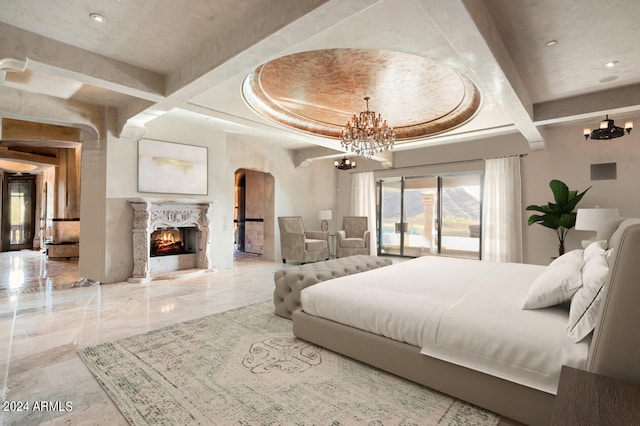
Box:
[0,251,281,425]
[0,251,518,426]
[0,250,83,297]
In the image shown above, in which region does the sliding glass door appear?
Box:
[402,176,438,256]
[379,178,403,256]
[440,174,482,259]
[378,172,482,259]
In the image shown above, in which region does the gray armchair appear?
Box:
[336,216,370,258]
[278,216,329,263]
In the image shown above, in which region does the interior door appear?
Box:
[2,174,36,251]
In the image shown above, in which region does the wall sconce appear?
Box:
[583,115,633,140]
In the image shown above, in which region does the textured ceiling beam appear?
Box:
[0,23,165,102]
[293,146,343,168]
[118,0,342,138]
[0,86,102,141]
[0,147,58,166]
[165,0,331,98]
[293,145,394,169]
[417,0,544,150]
[533,83,640,125]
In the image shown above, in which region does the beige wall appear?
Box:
[80,111,338,283]
[337,116,640,265]
[82,108,639,283]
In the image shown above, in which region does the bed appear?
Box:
[292,217,640,426]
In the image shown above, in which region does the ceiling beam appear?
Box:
[2,117,81,141]
[121,0,380,139]
[0,23,165,102]
[534,83,640,125]
[0,86,102,140]
[0,147,58,166]
[417,0,544,150]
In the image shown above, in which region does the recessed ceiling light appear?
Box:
[600,76,618,84]
[89,13,106,23]
[605,61,619,68]
[545,40,557,46]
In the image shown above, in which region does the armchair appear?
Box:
[336,216,370,258]
[278,216,329,264]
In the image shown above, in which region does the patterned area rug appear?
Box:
[79,302,500,425]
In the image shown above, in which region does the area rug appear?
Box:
[79,302,500,425]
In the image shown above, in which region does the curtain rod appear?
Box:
[350,153,528,174]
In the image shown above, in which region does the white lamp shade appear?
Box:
[318,210,332,221]
[575,208,619,231]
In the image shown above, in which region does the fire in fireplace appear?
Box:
[150,227,196,257]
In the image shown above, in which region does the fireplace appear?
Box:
[150,227,197,257]
[128,200,213,283]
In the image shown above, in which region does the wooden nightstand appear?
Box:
[551,366,640,425]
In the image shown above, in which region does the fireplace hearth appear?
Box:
[128,200,213,283]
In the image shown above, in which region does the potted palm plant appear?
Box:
[526,179,591,256]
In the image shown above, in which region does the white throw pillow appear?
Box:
[582,240,607,262]
[566,251,610,343]
[549,249,583,268]
[522,254,584,310]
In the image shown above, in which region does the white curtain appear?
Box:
[351,171,377,255]
[482,156,523,263]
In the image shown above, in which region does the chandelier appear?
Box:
[340,96,396,157]
[334,157,356,170]
[583,115,633,140]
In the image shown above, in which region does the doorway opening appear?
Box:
[234,169,275,260]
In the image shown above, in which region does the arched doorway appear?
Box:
[234,169,275,260]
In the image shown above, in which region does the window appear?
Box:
[377,172,482,259]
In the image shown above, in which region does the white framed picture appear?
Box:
[138,139,208,195]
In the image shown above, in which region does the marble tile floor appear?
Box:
[0,252,282,425]
[0,250,83,297]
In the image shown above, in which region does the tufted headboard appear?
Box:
[587,218,640,384]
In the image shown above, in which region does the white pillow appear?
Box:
[522,254,584,310]
[566,251,610,342]
[582,240,607,262]
[549,249,583,268]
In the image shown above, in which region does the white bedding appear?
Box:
[299,256,590,394]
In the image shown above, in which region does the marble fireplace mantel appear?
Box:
[128,199,214,283]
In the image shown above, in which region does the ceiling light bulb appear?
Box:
[545,40,557,46]
[605,61,618,68]
[90,13,106,23]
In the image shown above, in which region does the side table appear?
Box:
[551,365,640,425]
[328,233,336,259]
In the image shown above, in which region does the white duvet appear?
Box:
[299,256,590,394]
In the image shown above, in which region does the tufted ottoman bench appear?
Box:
[273,255,393,319]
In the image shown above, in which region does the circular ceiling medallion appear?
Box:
[242,48,481,143]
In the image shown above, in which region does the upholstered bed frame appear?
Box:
[292,218,640,426]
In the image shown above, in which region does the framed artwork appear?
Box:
[138,139,208,195]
